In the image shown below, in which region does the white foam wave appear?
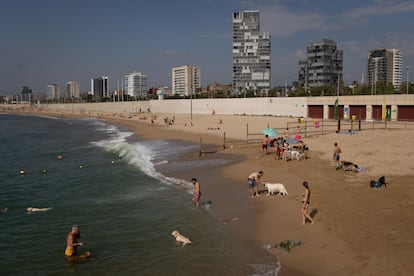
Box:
[92,122,193,193]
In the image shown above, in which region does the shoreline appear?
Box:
[5,110,414,275]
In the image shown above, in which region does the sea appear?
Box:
[0,113,280,275]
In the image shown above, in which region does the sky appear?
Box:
[1,0,413,94]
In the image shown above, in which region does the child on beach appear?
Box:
[333,142,342,169]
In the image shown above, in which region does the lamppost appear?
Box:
[190,89,193,121]
[407,65,410,95]
[337,74,340,97]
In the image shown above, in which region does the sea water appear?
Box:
[0,114,280,275]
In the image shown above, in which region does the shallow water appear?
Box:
[0,114,280,275]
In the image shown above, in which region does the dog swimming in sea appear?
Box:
[171,230,192,246]
[26,207,52,212]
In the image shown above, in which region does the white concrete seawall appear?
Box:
[6,94,414,120]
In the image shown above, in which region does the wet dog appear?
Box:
[265,183,288,196]
[171,230,192,246]
[27,207,52,212]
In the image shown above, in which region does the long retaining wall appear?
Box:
[7,94,414,120]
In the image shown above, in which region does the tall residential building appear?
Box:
[91,76,109,98]
[232,10,271,95]
[66,81,80,99]
[47,84,60,100]
[171,65,201,96]
[21,86,33,102]
[367,48,402,89]
[123,72,148,98]
[298,38,343,88]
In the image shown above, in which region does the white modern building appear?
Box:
[123,72,147,99]
[66,81,80,99]
[367,48,403,89]
[171,65,201,96]
[232,10,271,95]
[47,84,60,100]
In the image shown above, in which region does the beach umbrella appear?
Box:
[262,127,278,137]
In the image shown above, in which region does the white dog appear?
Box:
[289,150,302,160]
[265,183,288,196]
[27,207,52,212]
[171,230,192,246]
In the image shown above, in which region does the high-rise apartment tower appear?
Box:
[298,39,343,89]
[171,65,201,96]
[91,76,109,98]
[367,48,402,89]
[66,81,80,99]
[232,10,271,95]
[123,72,148,99]
[47,84,60,100]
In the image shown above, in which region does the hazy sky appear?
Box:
[1,0,413,94]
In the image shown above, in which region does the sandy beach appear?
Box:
[9,108,414,275]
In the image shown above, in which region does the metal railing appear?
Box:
[247,119,414,143]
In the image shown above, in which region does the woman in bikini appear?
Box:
[301,181,315,225]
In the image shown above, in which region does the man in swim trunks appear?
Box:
[262,135,269,156]
[65,225,84,257]
[191,178,201,208]
[247,171,264,198]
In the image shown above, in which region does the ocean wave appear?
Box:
[92,122,193,193]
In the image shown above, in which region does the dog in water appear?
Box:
[265,183,288,196]
[27,207,52,212]
[171,230,192,246]
[370,176,387,188]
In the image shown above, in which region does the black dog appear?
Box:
[370,176,387,188]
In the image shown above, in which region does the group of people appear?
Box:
[262,135,309,162]
[247,171,315,225]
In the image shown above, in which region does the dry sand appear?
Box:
[9,109,414,275]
